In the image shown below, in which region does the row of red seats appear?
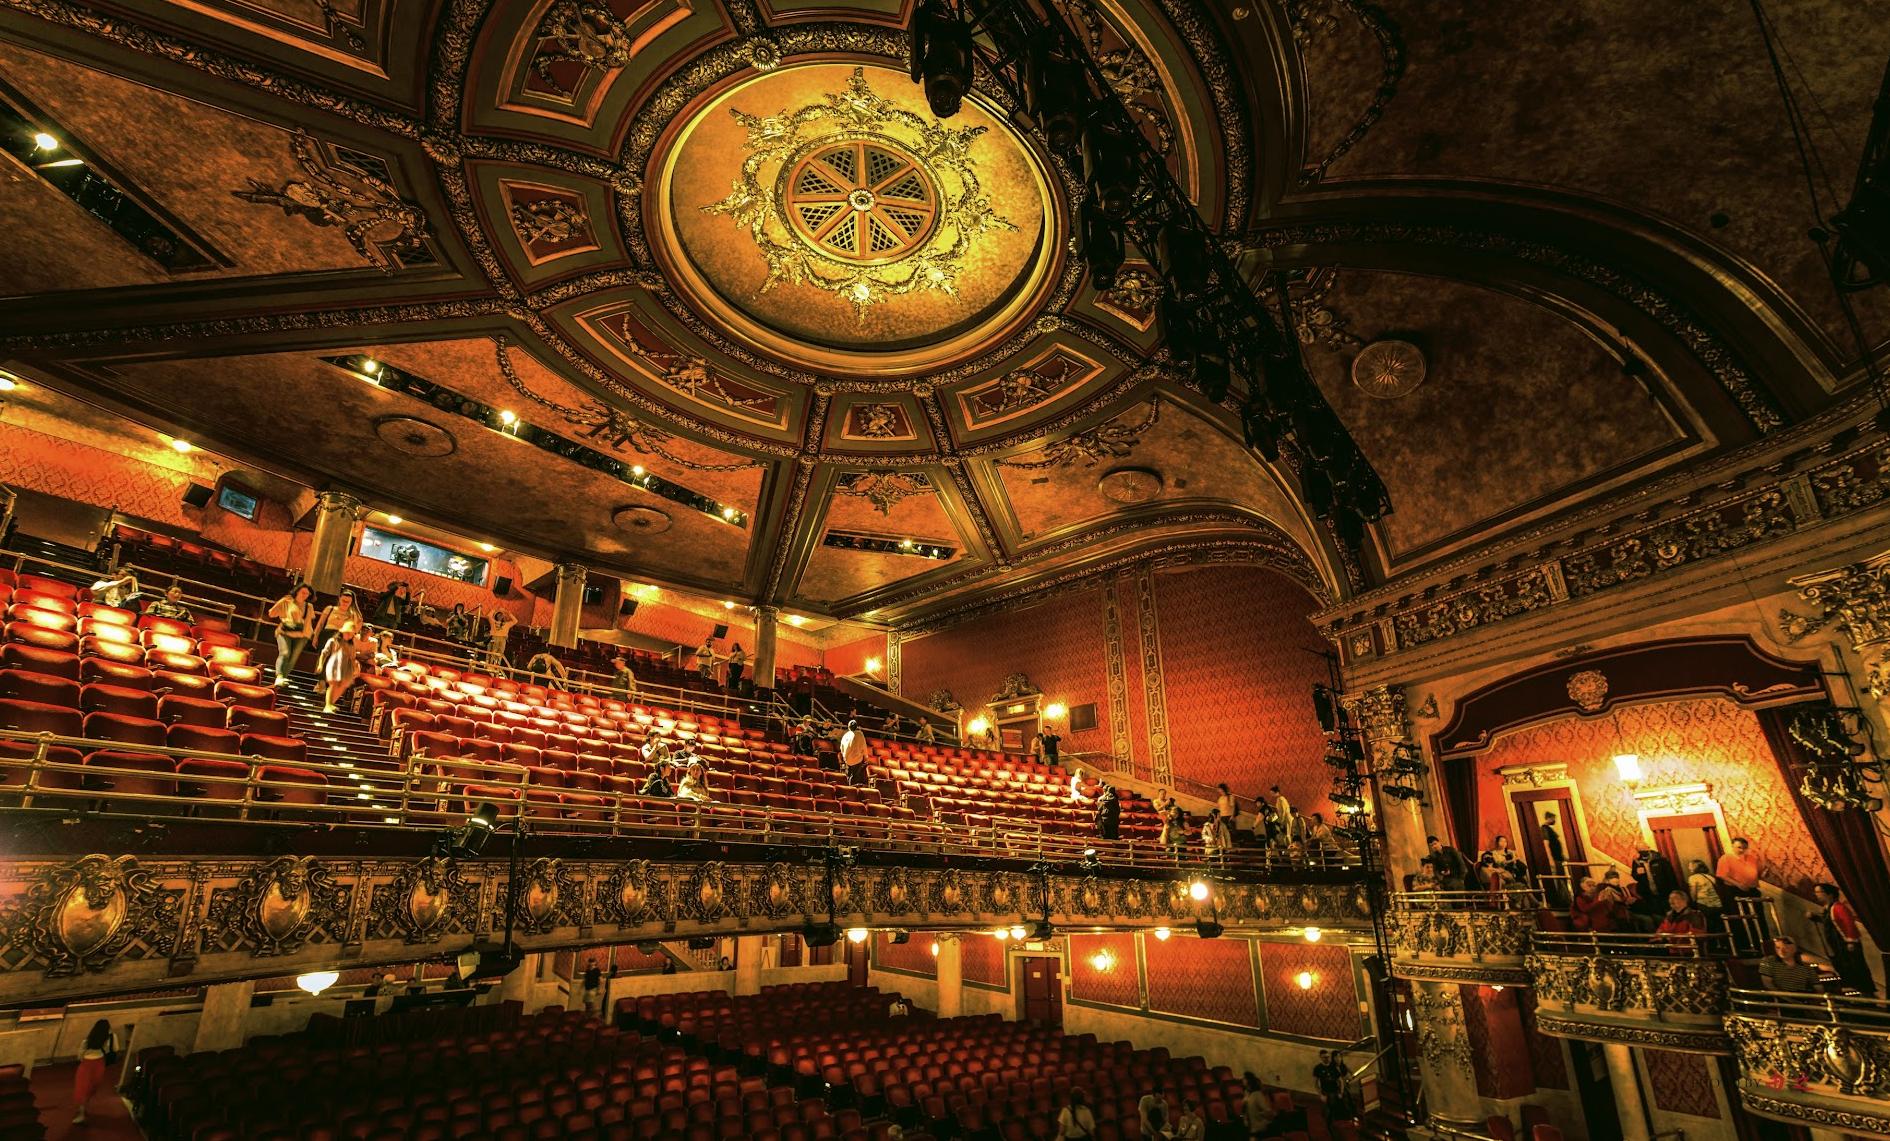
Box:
[110,522,287,588]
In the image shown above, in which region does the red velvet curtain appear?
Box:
[1756,706,1890,971]
[1439,755,1481,858]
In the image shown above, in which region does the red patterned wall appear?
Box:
[873,931,939,977]
[1462,985,1534,1099]
[1518,990,1567,1090]
[1256,943,1356,1040]
[1068,933,1140,1008]
[611,944,670,972]
[826,632,888,679]
[1117,575,1151,771]
[1472,697,1830,894]
[1144,936,1259,1027]
[1149,566,1331,809]
[900,585,1114,757]
[1644,1050,1721,1119]
[960,935,1008,988]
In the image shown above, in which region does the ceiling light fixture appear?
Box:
[168,438,195,454]
[722,600,735,610]
[385,515,403,525]
[1304,926,1323,943]
[479,543,498,553]
[32,131,57,151]
[360,358,381,375]
[0,374,17,392]
[721,506,738,520]
[846,927,869,944]
[37,158,82,169]
[297,970,340,996]
[1009,924,1027,941]
[498,409,518,426]
[786,615,806,627]
[1153,927,1171,941]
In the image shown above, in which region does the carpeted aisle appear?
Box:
[27,1060,141,1141]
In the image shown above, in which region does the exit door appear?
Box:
[846,935,869,986]
[1020,956,1063,1027]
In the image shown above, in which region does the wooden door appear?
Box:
[1649,811,1723,884]
[1510,788,1587,899]
[1020,956,1062,1027]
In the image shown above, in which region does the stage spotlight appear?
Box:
[1082,120,1139,217]
[1029,919,1055,942]
[436,802,501,857]
[909,0,973,117]
[1078,198,1126,290]
[1023,46,1089,152]
[890,930,911,945]
[803,922,842,948]
[1195,919,1224,939]
[1158,220,1212,300]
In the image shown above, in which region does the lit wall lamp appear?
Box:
[967,716,991,736]
[1045,702,1067,720]
[1613,753,1643,785]
[1089,949,1115,972]
[1303,927,1322,943]
[865,657,882,674]
[846,927,869,944]
[1152,927,1171,941]
[297,970,340,996]
[930,942,940,957]
[1296,970,1316,991]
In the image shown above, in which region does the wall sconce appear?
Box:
[865,657,882,674]
[1188,879,1210,902]
[967,716,991,736]
[1045,702,1067,720]
[993,928,1009,942]
[846,927,869,944]
[1613,753,1643,784]
[1303,927,1323,943]
[1090,949,1115,972]
[1152,927,1171,941]
[1009,924,1027,941]
[297,971,340,996]
[1296,970,1315,991]
[930,942,940,957]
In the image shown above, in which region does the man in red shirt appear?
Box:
[1715,837,1765,951]
[1654,890,1708,955]
[1814,883,1876,996]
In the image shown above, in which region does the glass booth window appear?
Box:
[359,526,489,586]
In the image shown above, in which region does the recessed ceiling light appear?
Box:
[168,438,194,454]
[0,375,16,393]
[632,464,646,476]
[32,132,56,151]
[722,600,735,610]
[385,515,403,525]
[786,615,806,627]
[498,409,518,426]
[479,542,497,553]
[360,358,381,375]
[720,506,737,520]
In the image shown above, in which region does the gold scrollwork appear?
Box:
[5,856,181,978]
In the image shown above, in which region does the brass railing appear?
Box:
[1526,931,1734,1050]
[1726,987,1890,1128]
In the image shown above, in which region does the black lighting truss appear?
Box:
[913,0,1391,550]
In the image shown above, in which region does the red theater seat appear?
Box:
[228,706,291,735]
[159,694,229,728]
[0,669,80,708]
[16,574,77,599]
[83,750,175,797]
[13,591,78,614]
[82,683,160,720]
[80,658,156,690]
[241,734,308,765]
[256,765,326,805]
[216,680,276,711]
[7,606,77,633]
[81,638,145,665]
[0,644,79,679]
[5,622,79,652]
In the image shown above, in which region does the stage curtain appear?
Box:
[1438,754,1481,857]
[1756,705,1890,971]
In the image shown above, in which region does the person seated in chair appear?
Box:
[143,585,195,622]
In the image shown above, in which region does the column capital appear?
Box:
[754,605,780,622]
[315,489,364,515]
[554,561,588,585]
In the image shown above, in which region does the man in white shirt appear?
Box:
[1069,767,1093,805]
[1138,1082,1168,1137]
[840,719,869,786]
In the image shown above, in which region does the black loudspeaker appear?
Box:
[493,575,512,597]
[889,931,910,945]
[712,623,728,639]
[582,584,605,605]
[1311,684,1339,733]
[686,937,716,950]
[182,483,214,508]
[619,598,638,617]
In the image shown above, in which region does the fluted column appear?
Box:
[550,562,586,649]
[1602,1044,1652,1141]
[753,605,779,694]
[734,935,764,996]
[305,491,362,595]
[935,934,963,1018]
[1410,980,1480,1127]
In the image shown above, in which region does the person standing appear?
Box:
[610,654,637,698]
[1813,882,1875,996]
[486,606,517,666]
[725,643,747,691]
[1686,859,1723,928]
[1631,849,1681,922]
[1160,801,1185,855]
[1095,785,1120,840]
[1240,1073,1276,1139]
[1314,1050,1351,1120]
[1068,767,1093,805]
[1540,811,1569,904]
[1655,890,1708,954]
[840,719,869,787]
[695,637,719,685]
[70,1018,118,1124]
[1759,935,1829,993]
[268,583,317,687]
[582,958,604,1014]
[1203,809,1230,862]
[1040,726,1061,764]
[316,591,362,656]
[1716,836,1765,949]
[317,626,362,713]
[370,582,410,630]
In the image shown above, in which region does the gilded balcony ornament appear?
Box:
[752,861,801,919]
[204,856,348,957]
[598,860,658,927]
[369,858,475,944]
[11,856,180,978]
[683,863,731,923]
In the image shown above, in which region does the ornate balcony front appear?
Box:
[1727,988,1890,1133]
[1525,931,1732,1051]
[1388,890,1538,986]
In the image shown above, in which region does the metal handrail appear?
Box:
[0,726,1363,876]
[1392,888,1545,912]
[1728,986,1890,1022]
[1532,930,1732,959]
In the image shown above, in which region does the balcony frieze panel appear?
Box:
[1388,904,1535,986]
[1525,949,1731,1052]
[1727,1003,1890,1134]
[0,852,1365,1005]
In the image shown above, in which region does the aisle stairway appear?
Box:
[272,669,408,815]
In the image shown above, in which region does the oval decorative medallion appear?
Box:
[374,415,457,457]
[408,879,448,934]
[612,505,674,534]
[1098,466,1164,505]
[1351,339,1427,399]
[57,882,128,961]
[259,878,312,943]
[1565,668,1610,713]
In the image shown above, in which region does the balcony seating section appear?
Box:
[0,569,313,808]
[134,1005,857,1141]
[109,522,294,600]
[628,982,1254,1141]
[365,657,1162,844]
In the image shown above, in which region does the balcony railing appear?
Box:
[1387,889,1540,985]
[1726,987,1890,1130]
[1526,931,1734,1051]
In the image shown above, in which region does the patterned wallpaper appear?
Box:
[611,944,671,971]
[1462,985,1536,1099]
[960,934,1008,987]
[1150,566,1332,808]
[1644,1050,1721,1119]
[901,584,1115,755]
[1068,932,1141,1008]
[1256,942,1356,1040]
[826,632,888,678]
[1145,935,1260,1027]
[1117,574,1151,772]
[874,930,939,977]
[1519,989,1568,1090]
[1471,697,1831,894]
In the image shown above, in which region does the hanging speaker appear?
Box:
[493,575,512,597]
[619,598,638,617]
[712,623,728,640]
[1312,684,1339,733]
[582,584,605,606]
[182,483,214,509]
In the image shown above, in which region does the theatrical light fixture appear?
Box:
[359,358,381,375]
[1296,970,1315,991]
[436,802,501,858]
[1195,919,1224,940]
[1153,927,1171,941]
[1028,920,1055,942]
[1304,927,1323,944]
[168,438,195,453]
[385,515,403,525]
[1187,879,1210,902]
[32,131,57,150]
[632,464,646,476]
[721,507,738,520]
[297,970,340,996]
[1009,924,1028,941]
[908,0,973,118]
[804,922,842,948]
[722,600,736,610]
[846,927,869,944]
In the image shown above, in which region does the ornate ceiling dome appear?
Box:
[651,62,1061,376]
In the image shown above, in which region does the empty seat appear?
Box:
[159,694,228,728]
[82,683,160,720]
[0,669,80,708]
[242,734,308,764]
[0,644,80,679]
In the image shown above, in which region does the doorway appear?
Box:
[1568,1042,1623,1141]
[845,935,869,987]
[1648,810,1723,883]
[1018,956,1063,1027]
[1510,787,1588,903]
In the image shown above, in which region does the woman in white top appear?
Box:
[71,1018,119,1123]
[675,760,711,802]
[317,590,363,647]
[90,570,140,609]
[318,627,362,713]
[269,584,317,687]
[486,607,517,666]
[1056,1088,1098,1138]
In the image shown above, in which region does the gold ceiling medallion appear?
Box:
[1351,339,1427,398]
[1566,669,1610,713]
[996,399,1160,470]
[232,132,431,271]
[836,470,933,515]
[702,67,1014,316]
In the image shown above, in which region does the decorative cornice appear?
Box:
[1738,1090,1890,1134]
[1534,1012,1730,1051]
[1390,960,1531,986]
